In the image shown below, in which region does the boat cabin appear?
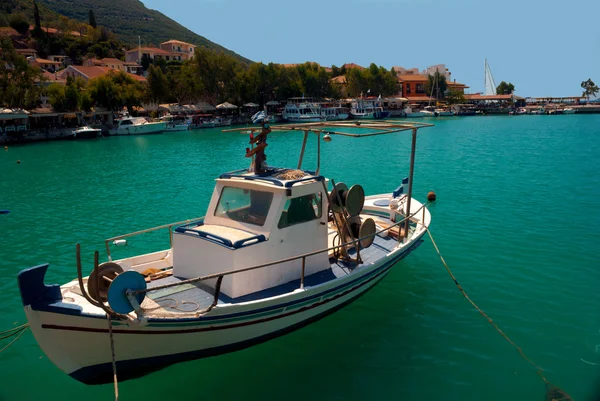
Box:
[172,168,330,298]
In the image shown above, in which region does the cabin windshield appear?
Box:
[214,186,274,226]
[278,193,322,229]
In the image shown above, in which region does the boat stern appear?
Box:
[17,264,63,310]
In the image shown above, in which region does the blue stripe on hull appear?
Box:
[67,239,423,385]
[70,263,394,385]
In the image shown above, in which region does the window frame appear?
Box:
[277,193,322,229]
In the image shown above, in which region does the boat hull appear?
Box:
[284,117,324,123]
[164,124,189,132]
[20,233,424,385]
[111,122,166,136]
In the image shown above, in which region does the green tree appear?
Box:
[88,71,144,114]
[169,62,202,104]
[445,88,466,105]
[425,71,448,100]
[88,9,97,29]
[146,65,169,103]
[9,13,30,35]
[496,81,515,95]
[140,53,153,70]
[0,39,44,109]
[33,1,43,37]
[581,78,599,101]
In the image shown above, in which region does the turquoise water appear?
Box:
[1,115,600,400]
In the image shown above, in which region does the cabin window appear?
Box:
[278,193,322,229]
[214,186,274,226]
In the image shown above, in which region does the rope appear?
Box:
[426,229,573,401]
[0,325,28,353]
[107,315,119,401]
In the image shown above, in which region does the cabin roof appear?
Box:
[219,168,324,189]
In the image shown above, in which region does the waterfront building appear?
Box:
[57,65,147,83]
[125,40,196,65]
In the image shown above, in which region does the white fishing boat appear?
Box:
[435,108,455,116]
[213,117,232,127]
[111,116,165,136]
[403,106,425,118]
[282,98,323,122]
[66,126,102,140]
[320,106,349,121]
[350,99,389,119]
[160,115,189,132]
[421,106,438,117]
[563,107,576,114]
[18,120,433,385]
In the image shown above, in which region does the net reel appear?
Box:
[329,182,376,262]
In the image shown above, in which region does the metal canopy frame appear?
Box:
[223,120,434,242]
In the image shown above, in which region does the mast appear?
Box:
[484,59,497,96]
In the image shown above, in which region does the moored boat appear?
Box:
[320,106,349,121]
[17,120,433,385]
[563,107,576,114]
[350,99,389,119]
[160,115,190,132]
[65,126,102,140]
[282,98,323,122]
[111,116,166,136]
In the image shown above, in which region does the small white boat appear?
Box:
[421,106,438,117]
[515,107,528,115]
[435,108,455,116]
[320,106,349,121]
[111,116,165,136]
[403,106,425,118]
[530,107,545,115]
[213,117,232,127]
[350,99,389,119]
[160,115,190,132]
[283,98,323,122]
[563,107,576,114]
[18,120,434,385]
[66,126,102,140]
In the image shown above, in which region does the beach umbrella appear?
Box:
[216,102,238,110]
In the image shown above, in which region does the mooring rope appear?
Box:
[426,229,573,401]
[107,315,119,401]
[0,324,28,353]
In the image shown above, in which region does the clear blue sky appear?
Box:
[142,0,599,98]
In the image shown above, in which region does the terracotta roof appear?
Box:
[406,96,435,102]
[161,40,196,47]
[397,74,428,82]
[40,70,66,84]
[101,58,124,64]
[330,75,347,84]
[448,81,469,88]
[60,66,146,82]
[16,48,37,55]
[464,94,514,100]
[342,63,365,70]
[127,47,178,57]
[32,58,62,65]
[123,62,141,67]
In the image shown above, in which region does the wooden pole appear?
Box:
[402,128,417,242]
[316,132,321,175]
[297,130,308,169]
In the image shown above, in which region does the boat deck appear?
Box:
[141,220,401,317]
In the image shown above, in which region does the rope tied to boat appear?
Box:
[0,323,29,354]
[426,229,574,401]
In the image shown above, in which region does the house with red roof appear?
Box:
[57,65,146,83]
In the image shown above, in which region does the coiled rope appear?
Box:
[0,323,29,354]
[426,229,573,401]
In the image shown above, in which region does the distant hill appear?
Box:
[35,0,250,63]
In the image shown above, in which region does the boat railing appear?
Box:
[104,216,205,261]
[105,202,430,318]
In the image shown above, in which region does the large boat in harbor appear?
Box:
[350,98,389,119]
[17,120,433,385]
[282,98,323,122]
[110,116,166,136]
[320,105,349,121]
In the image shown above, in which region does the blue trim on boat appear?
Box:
[22,234,425,324]
[174,226,266,249]
[67,261,395,385]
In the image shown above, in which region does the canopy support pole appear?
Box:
[298,130,308,169]
[316,132,321,175]
[402,128,417,242]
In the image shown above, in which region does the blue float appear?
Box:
[107,271,147,314]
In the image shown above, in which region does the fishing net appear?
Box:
[273,169,306,180]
